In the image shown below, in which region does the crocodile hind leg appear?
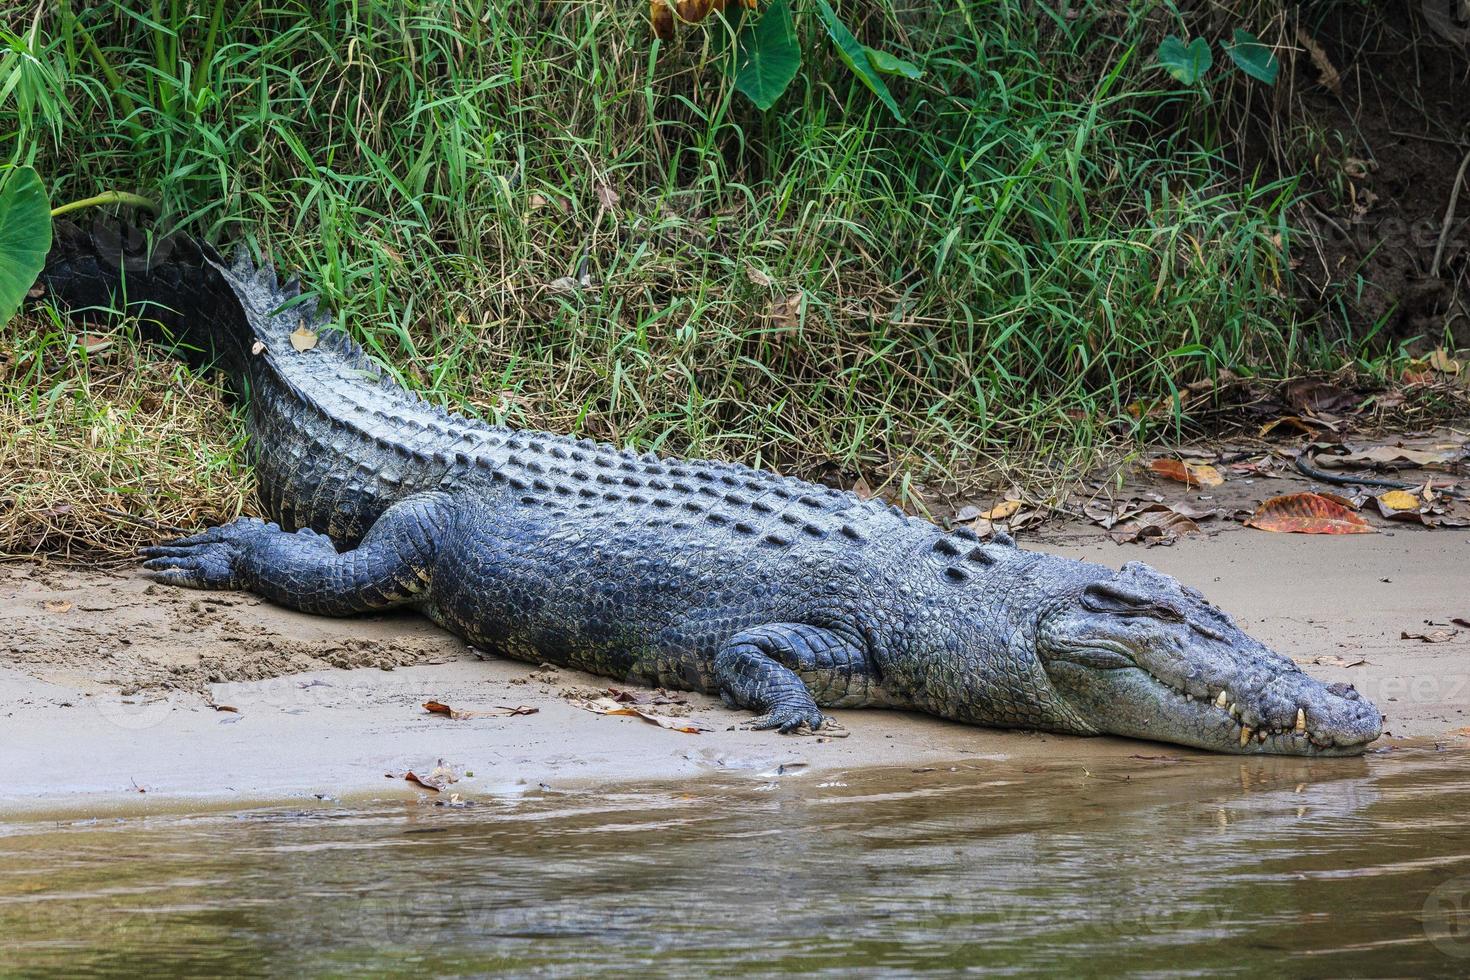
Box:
[713,624,871,733]
[140,491,450,616]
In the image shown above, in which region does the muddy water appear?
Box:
[2,747,1469,976]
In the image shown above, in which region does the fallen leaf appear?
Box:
[744,263,774,288]
[1318,445,1460,469]
[1428,349,1462,375]
[1258,416,1321,438]
[981,499,1023,521]
[595,183,620,210]
[1401,629,1459,643]
[404,762,460,792]
[1453,617,1470,629]
[251,340,266,355]
[1284,379,1357,414]
[1108,503,1211,546]
[423,700,538,720]
[1309,654,1368,668]
[546,276,587,295]
[41,599,72,613]
[404,771,442,792]
[1376,490,1421,512]
[1314,490,1364,510]
[1149,458,1224,487]
[579,696,708,733]
[289,326,318,351]
[1244,493,1376,534]
[211,704,239,713]
[765,292,803,332]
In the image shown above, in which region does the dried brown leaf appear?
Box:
[1401,629,1459,644]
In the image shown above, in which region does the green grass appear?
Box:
[2,0,1352,513]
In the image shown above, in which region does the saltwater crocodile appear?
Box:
[38,221,1383,755]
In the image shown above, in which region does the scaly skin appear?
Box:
[39,221,1384,754]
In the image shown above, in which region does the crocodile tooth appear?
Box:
[1296,709,1306,734]
[1215,691,1228,708]
[1229,703,1240,718]
[1240,726,1252,747]
[1258,729,1268,742]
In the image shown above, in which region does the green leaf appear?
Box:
[733,0,801,111]
[864,46,923,80]
[1223,29,1278,85]
[813,0,904,122]
[0,166,52,326]
[1156,35,1212,84]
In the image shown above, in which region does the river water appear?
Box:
[2,745,1468,975]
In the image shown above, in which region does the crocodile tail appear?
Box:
[36,219,361,397]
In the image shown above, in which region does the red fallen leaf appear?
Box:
[404,763,460,792]
[404,771,441,792]
[423,700,538,720]
[1148,458,1223,487]
[1244,493,1376,534]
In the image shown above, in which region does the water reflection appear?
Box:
[2,746,1468,975]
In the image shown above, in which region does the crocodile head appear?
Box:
[1035,561,1382,755]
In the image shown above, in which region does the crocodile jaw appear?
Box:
[1033,562,1383,756]
[1040,659,1382,756]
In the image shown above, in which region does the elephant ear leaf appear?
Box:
[0,166,52,324]
[733,0,801,110]
[1223,29,1278,84]
[1156,35,1212,84]
[813,0,904,122]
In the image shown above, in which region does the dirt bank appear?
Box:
[1,522,1467,814]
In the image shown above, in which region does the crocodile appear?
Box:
[37,221,1383,755]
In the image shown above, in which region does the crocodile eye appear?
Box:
[1081,581,1185,623]
[1062,646,1135,670]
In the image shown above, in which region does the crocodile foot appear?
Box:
[747,701,829,734]
[140,517,314,590]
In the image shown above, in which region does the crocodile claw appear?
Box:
[748,702,827,734]
[139,518,277,589]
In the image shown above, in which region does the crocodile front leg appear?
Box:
[714,624,872,733]
[139,491,451,616]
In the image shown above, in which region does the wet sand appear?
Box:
[1,522,1466,813]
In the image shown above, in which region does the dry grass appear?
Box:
[0,314,252,561]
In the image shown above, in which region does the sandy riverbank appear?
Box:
[1,522,1466,815]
